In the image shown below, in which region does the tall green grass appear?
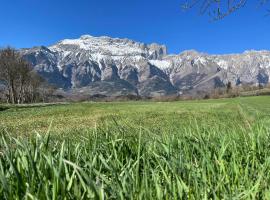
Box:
[1,118,270,199]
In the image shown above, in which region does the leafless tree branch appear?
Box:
[182,0,269,20]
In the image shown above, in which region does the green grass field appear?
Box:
[1,96,270,199]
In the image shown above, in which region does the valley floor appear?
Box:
[0,96,270,199]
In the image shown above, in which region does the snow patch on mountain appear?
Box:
[149,60,171,70]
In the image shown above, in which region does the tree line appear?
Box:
[0,47,54,104]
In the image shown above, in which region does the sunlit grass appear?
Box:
[0,96,270,199]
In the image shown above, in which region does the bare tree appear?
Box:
[0,47,44,104]
[25,72,44,103]
[0,48,20,103]
[182,0,269,20]
[17,59,33,103]
[38,83,57,103]
[226,81,232,93]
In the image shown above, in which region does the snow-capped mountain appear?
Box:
[20,35,270,97]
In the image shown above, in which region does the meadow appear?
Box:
[0,96,270,199]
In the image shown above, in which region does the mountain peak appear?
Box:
[180,50,203,56]
[243,50,270,54]
[79,35,94,40]
[49,35,167,61]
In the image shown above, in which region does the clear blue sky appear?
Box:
[0,0,269,54]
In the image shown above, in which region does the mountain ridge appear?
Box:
[20,35,270,97]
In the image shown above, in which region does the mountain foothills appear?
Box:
[20,35,270,97]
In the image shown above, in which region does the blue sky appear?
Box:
[0,0,269,54]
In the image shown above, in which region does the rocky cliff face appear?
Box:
[20,35,270,97]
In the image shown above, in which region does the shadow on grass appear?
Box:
[0,102,70,111]
[0,106,9,112]
[0,103,69,113]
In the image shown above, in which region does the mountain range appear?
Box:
[20,35,270,97]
